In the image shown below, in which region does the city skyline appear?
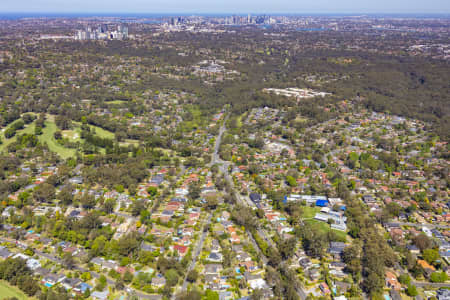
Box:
[1,0,450,14]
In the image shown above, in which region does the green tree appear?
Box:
[17,275,40,296]
[364,272,383,295]
[96,275,107,291]
[62,253,75,269]
[188,183,201,200]
[413,233,432,251]
[102,198,115,214]
[278,238,297,260]
[117,233,140,257]
[430,271,448,283]
[203,290,219,300]
[186,269,198,283]
[22,114,35,124]
[54,130,62,140]
[176,290,201,300]
[24,247,35,256]
[286,175,297,187]
[398,274,411,285]
[34,126,43,136]
[165,269,179,287]
[406,284,418,297]
[81,272,91,282]
[33,183,55,202]
[131,200,146,217]
[147,186,158,197]
[123,270,134,284]
[115,278,125,290]
[59,185,74,206]
[251,289,264,300]
[422,249,439,264]
[80,193,96,209]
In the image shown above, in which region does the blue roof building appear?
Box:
[315,200,329,207]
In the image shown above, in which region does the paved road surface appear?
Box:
[413,281,450,288]
[211,117,308,300]
[174,118,227,297]
[210,115,228,167]
[394,262,450,289]
[389,221,450,230]
[179,213,212,294]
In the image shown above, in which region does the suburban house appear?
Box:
[385,271,401,290]
[152,274,166,288]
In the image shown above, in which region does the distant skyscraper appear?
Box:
[75,23,128,40]
[118,24,129,38]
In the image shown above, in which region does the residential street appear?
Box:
[0,237,162,300]
[211,116,308,300]
[179,213,212,293]
[389,221,450,230]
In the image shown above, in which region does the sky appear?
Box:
[1,0,450,14]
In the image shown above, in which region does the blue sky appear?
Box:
[1,0,449,14]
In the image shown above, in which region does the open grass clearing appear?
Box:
[300,206,321,219]
[105,100,128,105]
[0,121,36,153]
[39,120,76,159]
[119,139,140,147]
[61,129,80,140]
[1,114,120,158]
[0,280,30,300]
[303,219,347,241]
[89,125,115,139]
[71,120,115,139]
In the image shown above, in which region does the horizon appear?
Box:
[2,11,450,18]
[1,0,450,15]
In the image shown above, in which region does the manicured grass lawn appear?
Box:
[41,116,116,158]
[333,230,348,241]
[105,100,128,104]
[300,206,348,241]
[232,113,244,128]
[304,219,330,232]
[301,206,321,219]
[153,147,176,156]
[89,124,114,139]
[39,120,76,159]
[119,139,140,148]
[17,122,36,135]
[71,120,115,139]
[0,280,30,300]
[0,121,36,153]
[304,219,347,241]
[0,114,118,158]
[61,129,80,140]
